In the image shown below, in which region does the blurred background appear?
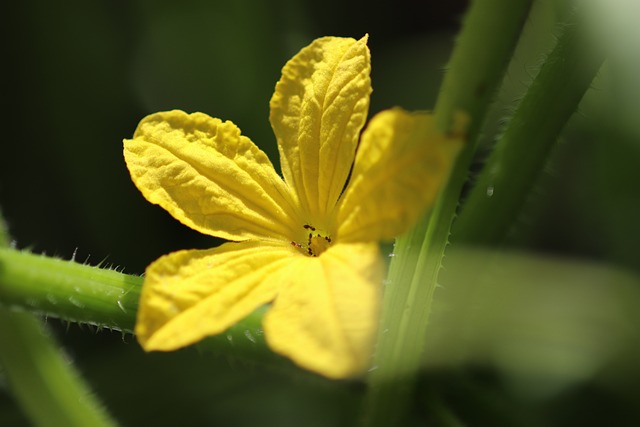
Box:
[1,0,639,426]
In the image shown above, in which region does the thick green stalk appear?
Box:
[453,14,605,244]
[361,1,532,425]
[0,248,141,332]
[0,248,281,365]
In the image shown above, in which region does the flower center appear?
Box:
[290,224,333,257]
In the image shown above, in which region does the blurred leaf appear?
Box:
[586,0,640,131]
[429,247,640,400]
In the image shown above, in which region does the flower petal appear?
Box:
[335,108,465,242]
[270,36,371,224]
[124,110,301,241]
[135,240,298,351]
[263,243,383,378]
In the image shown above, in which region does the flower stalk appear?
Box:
[0,248,141,332]
[361,1,533,425]
[0,248,281,366]
[452,12,605,245]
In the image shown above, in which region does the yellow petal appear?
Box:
[124,110,301,241]
[270,36,371,224]
[263,243,383,378]
[335,108,465,242]
[135,240,298,351]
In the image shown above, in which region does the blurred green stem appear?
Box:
[0,310,118,427]
[453,12,605,244]
[0,210,8,247]
[361,1,532,426]
[0,213,118,427]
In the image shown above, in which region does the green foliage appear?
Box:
[1,0,640,426]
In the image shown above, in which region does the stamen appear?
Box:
[290,224,333,257]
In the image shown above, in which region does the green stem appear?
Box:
[0,248,284,367]
[452,13,605,245]
[0,209,119,426]
[361,1,532,425]
[0,248,141,332]
[0,310,118,427]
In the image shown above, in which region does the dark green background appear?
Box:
[0,0,465,274]
[1,1,639,426]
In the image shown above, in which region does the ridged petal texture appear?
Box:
[336,108,465,242]
[136,241,297,351]
[124,110,300,242]
[263,242,383,378]
[270,36,371,226]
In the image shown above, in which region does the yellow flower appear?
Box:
[123,35,464,378]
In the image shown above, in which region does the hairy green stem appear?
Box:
[361,1,532,425]
[0,248,284,368]
[0,248,141,332]
[453,13,605,245]
[0,208,119,426]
